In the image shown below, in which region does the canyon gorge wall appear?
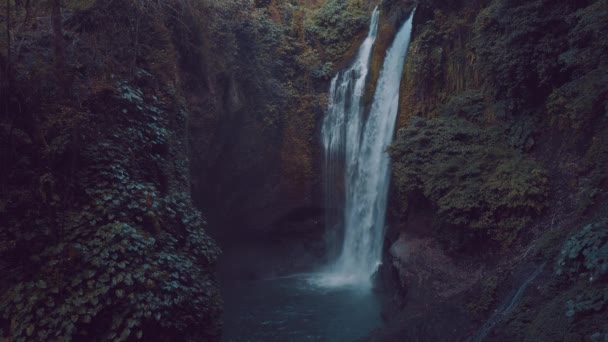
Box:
[376,0,608,340]
[1,0,607,340]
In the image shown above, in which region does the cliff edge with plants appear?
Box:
[372,0,608,340]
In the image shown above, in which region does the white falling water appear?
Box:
[318,9,416,289]
[322,6,380,261]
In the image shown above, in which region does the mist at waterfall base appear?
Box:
[219,239,382,342]
[219,9,415,341]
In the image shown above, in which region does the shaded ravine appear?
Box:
[218,8,417,341]
[218,10,388,341]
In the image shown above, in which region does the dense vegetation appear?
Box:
[0,1,231,340]
[390,116,548,247]
[0,0,606,340]
[0,0,380,339]
[391,0,608,246]
[383,0,608,340]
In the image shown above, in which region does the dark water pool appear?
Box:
[218,239,383,342]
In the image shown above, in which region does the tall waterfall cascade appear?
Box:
[322,6,380,261]
[318,8,416,288]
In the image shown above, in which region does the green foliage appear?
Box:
[473,0,572,110]
[556,220,608,281]
[566,291,608,318]
[507,218,608,341]
[311,62,333,79]
[307,0,367,62]
[206,1,286,92]
[576,128,608,212]
[390,116,548,246]
[439,90,486,123]
[65,0,96,11]
[590,325,608,342]
[472,0,608,143]
[468,275,498,315]
[547,0,608,132]
[387,0,608,339]
[1,221,213,341]
[0,0,377,340]
[519,289,581,341]
[0,71,221,340]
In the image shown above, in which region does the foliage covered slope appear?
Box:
[0,0,253,340]
[390,116,548,247]
[391,0,607,247]
[0,0,385,339]
[380,0,608,340]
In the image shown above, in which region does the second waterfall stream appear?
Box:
[318,7,416,289]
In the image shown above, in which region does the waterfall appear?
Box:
[319,9,416,288]
[322,6,380,261]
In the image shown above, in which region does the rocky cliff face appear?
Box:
[194,0,607,339]
[0,1,228,340]
[188,0,328,237]
[0,0,379,339]
[1,0,606,340]
[189,0,385,237]
[373,0,608,340]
